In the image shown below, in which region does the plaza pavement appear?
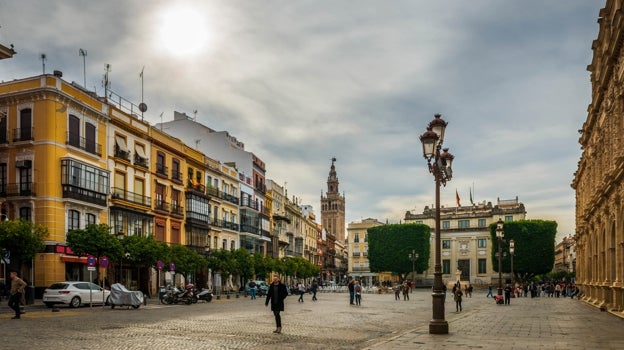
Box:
[1,288,623,349]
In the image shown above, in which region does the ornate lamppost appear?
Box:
[496,218,504,296]
[509,239,515,285]
[409,250,419,281]
[419,113,454,334]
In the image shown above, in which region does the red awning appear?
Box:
[60,255,88,264]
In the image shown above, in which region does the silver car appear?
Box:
[43,281,111,308]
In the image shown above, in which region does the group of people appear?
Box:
[393,281,412,301]
[347,278,363,305]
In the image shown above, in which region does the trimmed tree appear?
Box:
[0,218,48,274]
[66,224,123,281]
[368,223,431,281]
[491,219,556,281]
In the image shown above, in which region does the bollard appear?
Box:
[226,294,230,299]
[236,294,239,298]
[216,295,220,300]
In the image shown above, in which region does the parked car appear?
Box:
[245,280,269,295]
[43,281,111,308]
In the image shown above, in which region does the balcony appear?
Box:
[110,187,151,207]
[352,252,361,257]
[187,179,206,194]
[171,169,183,183]
[351,267,369,272]
[12,127,34,142]
[205,186,220,198]
[2,182,36,197]
[66,132,102,156]
[134,153,149,169]
[114,146,131,162]
[240,197,259,210]
[155,163,168,178]
[220,220,239,231]
[240,223,259,235]
[154,199,171,212]
[62,184,107,206]
[221,192,239,205]
[171,203,184,216]
[186,211,210,226]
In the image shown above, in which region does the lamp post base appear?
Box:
[429,271,448,334]
[429,319,449,334]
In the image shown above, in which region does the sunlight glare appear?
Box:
[158,5,210,56]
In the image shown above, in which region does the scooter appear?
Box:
[195,288,213,303]
[161,285,194,305]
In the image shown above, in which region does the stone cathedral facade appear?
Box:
[572,0,624,317]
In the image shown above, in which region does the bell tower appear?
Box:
[321,157,346,241]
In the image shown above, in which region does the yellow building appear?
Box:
[0,73,110,295]
[347,218,385,286]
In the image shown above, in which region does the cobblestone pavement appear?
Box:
[1,289,623,350]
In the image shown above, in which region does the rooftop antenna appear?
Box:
[103,63,111,99]
[159,112,164,131]
[79,49,87,87]
[138,66,147,120]
[193,109,197,120]
[195,139,201,149]
[40,53,47,74]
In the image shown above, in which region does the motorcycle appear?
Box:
[160,284,195,305]
[195,288,213,303]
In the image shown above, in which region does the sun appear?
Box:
[157,5,210,56]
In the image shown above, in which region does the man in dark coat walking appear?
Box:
[265,275,288,334]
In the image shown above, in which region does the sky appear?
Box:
[0,1,604,240]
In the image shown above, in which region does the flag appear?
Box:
[456,189,461,207]
[470,187,474,205]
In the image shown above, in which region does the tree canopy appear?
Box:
[0,218,48,270]
[368,223,430,280]
[491,219,556,281]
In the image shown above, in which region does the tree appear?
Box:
[491,219,556,281]
[0,218,48,272]
[168,244,206,280]
[66,224,123,281]
[66,224,123,261]
[368,223,431,281]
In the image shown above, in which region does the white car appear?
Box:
[43,281,111,308]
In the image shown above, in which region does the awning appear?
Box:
[135,144,146,158]
[115,135,127,152]
[61,255,88,264]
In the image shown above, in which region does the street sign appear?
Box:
[3,250,9,259]
[99,256,109,268]
[157,260,164,270]
[88,266,96,271]
[87,255,96,267]
[169,262,176,271]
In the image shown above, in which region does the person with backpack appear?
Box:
[354,280,362,305]
[454,287,463,312]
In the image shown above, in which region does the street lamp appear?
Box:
[496,218,504,296]
[419,113,454,335]
[409,250,419,281]
[509,239,515,285]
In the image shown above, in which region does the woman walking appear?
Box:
[454,286,463,312]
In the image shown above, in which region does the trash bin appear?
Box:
[26,285,35,305]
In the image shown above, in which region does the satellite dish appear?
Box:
[139,103,148,112]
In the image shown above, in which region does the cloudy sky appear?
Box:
[0,1,603,239]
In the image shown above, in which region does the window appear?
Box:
[478,219,486,227]
[0,108,7,143]
[0,163,6,194]
[68,209,80,230]
[442,221,450,229]
[222,239,227,250]
[19,167,32,195]
[156,152,166,176]
[68,115,80,147]
[18,108,32,141]
[172,159,181,180]
[442,240,451,249]
[478,259,487,274]
[504,216,513,222]
[61,159,109,205]
[442,259,451,274]
[478,238,487,248]
[354,233,360,243]
[19,207,31,221]
[230,240,236,251]
[85,122,96,154]
[458,220,470,228]
[86,213,96,226]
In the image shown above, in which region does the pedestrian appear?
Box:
[454,286,463,312]
[311,279,318,301]
[402,281,410,301]
[467,283,473,298]
[248,280,257,300]
[354,280,362,306]
[348,278,355,305]
[394,283,401,301]
[8,270,26,319]
[486,284,493,298]
[297,281,305,303]
[504,284,512,305]
[265,275,288,334]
